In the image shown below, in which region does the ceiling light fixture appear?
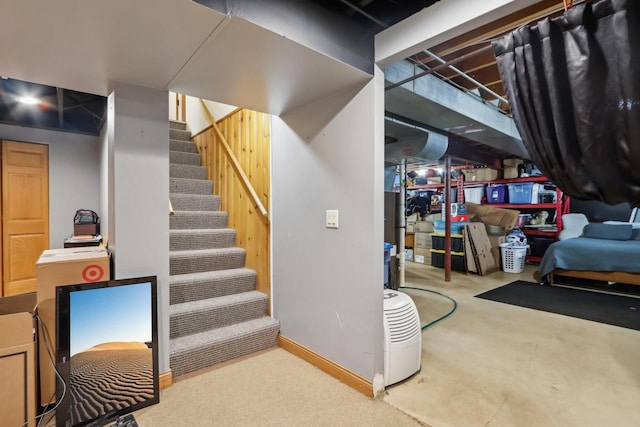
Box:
[17,96,41,105]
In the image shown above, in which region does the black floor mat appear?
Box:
[476,281,640,331]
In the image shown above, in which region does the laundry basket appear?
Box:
[499,243,529,273]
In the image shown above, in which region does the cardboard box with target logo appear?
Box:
[35,246,110,405]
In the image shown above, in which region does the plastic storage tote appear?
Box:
[485,184,508,204]
[463,185,485,204]
[507,182,535,204]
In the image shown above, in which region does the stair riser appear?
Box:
[170,299,268,339]
[170,178,213,195]
[170,128,191,141]
[170,164,208,180]
[170,140,197,153]
[170,324,279,377]
[170,195,220,211]
[170,271,256,304]
[170,151,201,166]
[169,121,187,131]
[170,231,235,251]
[170,252,245,275]
[170,214,227,230]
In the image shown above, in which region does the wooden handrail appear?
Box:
[199,99,270,223]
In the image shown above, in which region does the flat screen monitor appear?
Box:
[55,276,159,427]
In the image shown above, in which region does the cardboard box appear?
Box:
[427,177,442,184]
[503,158,523,167]
[414,221,434,233]
[414,232,431,249]
[503,159,524,179]
[488,235,507,270]
[464,203,520,228]
[405,233,415,247]
[463,168,500,182]
[413,248,431,265]
[503,166,519,179]
[36,247,110,405]
[406,212,420,233]
[0,293,37,427]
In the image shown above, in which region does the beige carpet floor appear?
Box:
[135,347,425,426]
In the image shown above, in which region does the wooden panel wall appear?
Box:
[192,109,271,304]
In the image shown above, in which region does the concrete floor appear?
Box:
[383,262,640,427]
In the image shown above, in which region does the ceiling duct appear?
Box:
[385,129,448,166]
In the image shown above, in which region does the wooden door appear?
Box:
[1,141,49,296]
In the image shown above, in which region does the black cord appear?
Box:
[20,312,67,427]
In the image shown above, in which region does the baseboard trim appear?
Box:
[159,370,173,389]
[278,336,373,398]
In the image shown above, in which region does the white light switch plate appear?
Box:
[326,210,339,228]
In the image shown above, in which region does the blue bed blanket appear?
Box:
[539,237,640,277]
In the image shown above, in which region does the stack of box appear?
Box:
[36,246,111,406]
[406,212,420,233]
[413,221,433,264]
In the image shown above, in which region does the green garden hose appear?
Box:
[399,286,458,330]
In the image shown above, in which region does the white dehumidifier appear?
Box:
[383,289,422,386]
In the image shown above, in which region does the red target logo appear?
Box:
[82,264,105,282]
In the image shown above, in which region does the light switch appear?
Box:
[326,210,339,228]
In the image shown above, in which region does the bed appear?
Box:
[540,208,640,286]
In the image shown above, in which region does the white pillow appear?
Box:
[559,213,589,240]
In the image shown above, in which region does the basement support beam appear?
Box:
[375,0,540,65]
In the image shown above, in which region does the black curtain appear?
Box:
[492,0,640,206]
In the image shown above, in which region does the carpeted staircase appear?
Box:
[169,120,280,378]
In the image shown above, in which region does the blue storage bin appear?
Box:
[507,182,534,204]
[434,220,468,234]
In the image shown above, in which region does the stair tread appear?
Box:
[170,164,206,171]
[170,228,234,234]
[170,194,220,200]
[170,316,279,354]
[171,210,227,216]
[170,268,255,285]
[170,291,266,316]
[170,150,200,157]
[170,177,210,184]
[170,247,245,257]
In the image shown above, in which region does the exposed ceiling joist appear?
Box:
[56,87,64,128]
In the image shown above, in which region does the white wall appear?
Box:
[185,96,237,135]
[272,68,385,382]
[107,83,170,373]
[99,121,110,240]
[0,124,101,249]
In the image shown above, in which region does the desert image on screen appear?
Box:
[69,283,153,425]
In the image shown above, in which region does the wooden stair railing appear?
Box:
[199,99,269,225]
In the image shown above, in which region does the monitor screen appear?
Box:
[56,276,159,427]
